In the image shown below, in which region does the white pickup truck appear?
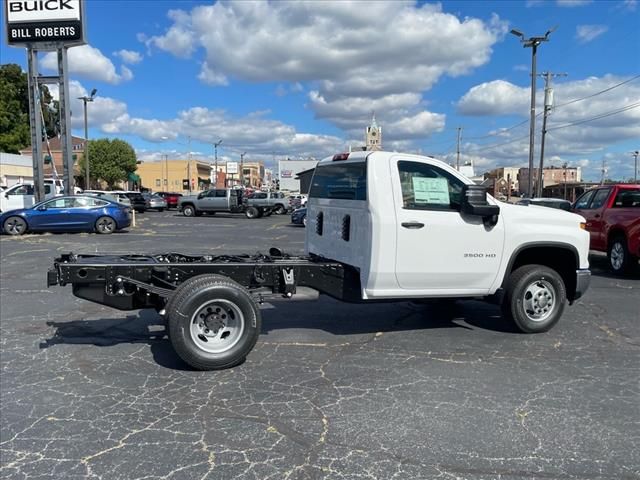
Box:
[49,150,590,370]
[0,180,62,213]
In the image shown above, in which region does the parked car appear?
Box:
[291,207,307,226]
[245,191,289,214]
[155,192,183,209]
[83,190,131,206]
[179,188,244,216]
[516,197,572,211]
[118,191,146,213]
[572,184,640,274]
[146,194,167,211]
[0,180,61,213]
[1,195,131,236]
[288,194,308,210]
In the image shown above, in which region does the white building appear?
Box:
[278,159,318,192]
[1,152,34,187]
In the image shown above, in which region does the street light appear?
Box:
[632,151,639,183]
[78,88,97,189]
[214,140,222,187]
[511,26,556,197]
[240,152,246,187]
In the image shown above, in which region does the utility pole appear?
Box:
[563,162,568,200]
[632,151,639,183]
[537,71,567,197]
[214,140,222,187]
[240,152,246,188]
[600,158,607,186]
[511,26,556,198]
[78,88,97,189]
[456,127,462,170]
[187,135,191,193]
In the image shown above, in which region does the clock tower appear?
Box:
[365,113,382,151]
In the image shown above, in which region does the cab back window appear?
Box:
[310,162,367,200]
[613,189,640,208]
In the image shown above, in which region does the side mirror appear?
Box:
[197,193,205,199]
[460,185,500,225]
[37,205,47,211]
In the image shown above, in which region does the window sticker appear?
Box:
[412,177,450,204]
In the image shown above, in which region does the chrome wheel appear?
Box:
[95,216,116,234]
[522,279,556,322]
[189,299,245,354]
[4,216,27,235]
[610,242,624,271]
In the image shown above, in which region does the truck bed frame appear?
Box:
[48,249,363,311]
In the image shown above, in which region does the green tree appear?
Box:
[0,63,59,153]
[79,138,137,188]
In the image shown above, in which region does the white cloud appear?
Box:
[144,9,195,58]
[454,75,640,178]
[114,49,143,64]
[621,0,637,11]
[143,1,506,141]
[575,24,608,44]
[557,0,592,6]
[41,45,133,84]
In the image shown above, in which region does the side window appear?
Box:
[574,190,595,210]
[397,161,464,211]
[45,198,71,208]
[589,188,611,210]
[10,185,34,195]
[613,189,640,208]
[44,185,52,194]
[215,190,227,197]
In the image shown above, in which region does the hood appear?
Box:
[500,200,585,226]
[0,208,29,219]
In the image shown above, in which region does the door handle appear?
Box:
[401,221,425,229]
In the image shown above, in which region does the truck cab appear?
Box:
[306,151,590,303]
[0,180,60,213]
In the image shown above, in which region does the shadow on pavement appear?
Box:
[588,254,640,280]
[39,299,519,370]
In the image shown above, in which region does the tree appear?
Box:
[79,138,137,189]
[0,63,59,153]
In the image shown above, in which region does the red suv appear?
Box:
[155,192,183,210]
[573,184,640,274]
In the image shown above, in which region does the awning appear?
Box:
[128,172,140,182]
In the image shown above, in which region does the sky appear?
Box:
[1,0,639,181]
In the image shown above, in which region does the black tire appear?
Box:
[245,206,259,219]
[607,235,637,275]
[182,205,196,217]
[274,204,286,215]
[95,216,116,234]
[302,215,307,227]
[502,264,566,333]
[166,274,261,370]
[158,208,165,212]
[3,216,27,235]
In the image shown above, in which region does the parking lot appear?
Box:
[1,210,639,479]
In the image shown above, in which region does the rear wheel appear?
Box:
[95,216,116,234]
[245,206,259,219]
[608,235,637,275]
[502,265,566,333]
[166,274,261,370]
[182,205,196,217]
[274,204,286,215]
[3,216,27,235]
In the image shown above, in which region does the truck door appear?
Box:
[2,184,36,212]
[575,187,611,251]
[392,159,505,292]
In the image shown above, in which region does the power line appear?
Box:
[554,74,640,109]
[548,102,640,131]
[464,133,533,153]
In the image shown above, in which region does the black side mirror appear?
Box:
[461,185,500,225]
[37,205,47,211]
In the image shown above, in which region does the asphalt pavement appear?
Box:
[1,210,639,480]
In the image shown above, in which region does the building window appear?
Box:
[155,179,160,187]
[164,179,168,185]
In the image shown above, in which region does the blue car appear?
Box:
[1,195,131,236]
[290,207,307,226]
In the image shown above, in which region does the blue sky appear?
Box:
[2,0,639,181]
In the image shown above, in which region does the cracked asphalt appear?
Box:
[1,210,639,479]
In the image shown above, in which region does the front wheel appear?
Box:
[3,216,27,235]
[274,204,286,215]
[608,235,636,275]
[182,205,196,217]
[95,216,116,234]
[167,274,261,370]
[502,265,566,333]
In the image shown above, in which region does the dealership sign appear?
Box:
[5,0,86,47]
[280,170,293,178]
[226,162,239,175]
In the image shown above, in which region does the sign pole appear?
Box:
[58,47,74,195]
[27,49,45,202]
